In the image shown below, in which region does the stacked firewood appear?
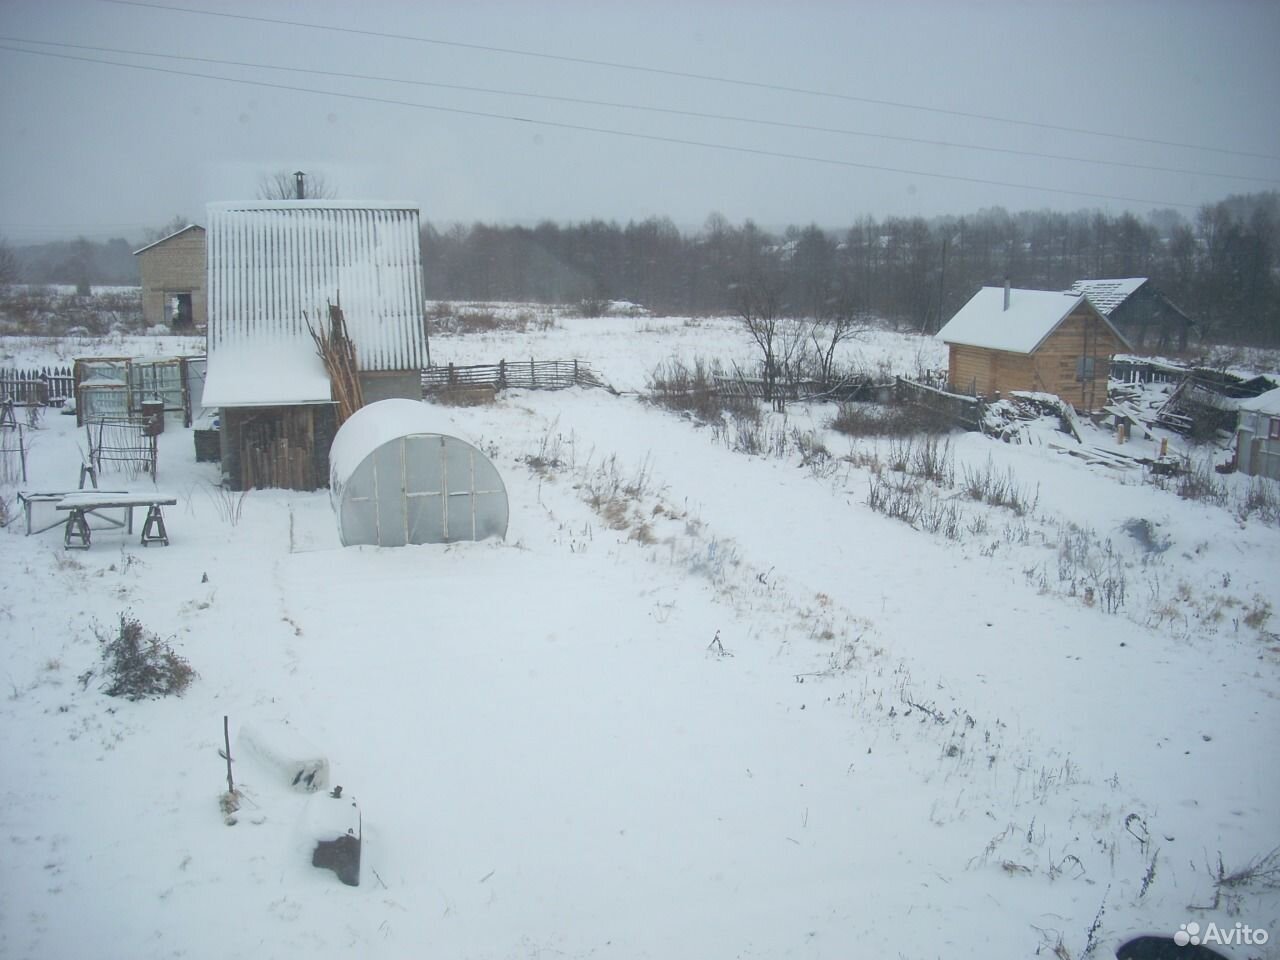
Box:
[309,300,363,425]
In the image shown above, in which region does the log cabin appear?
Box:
[937,284,1130,412]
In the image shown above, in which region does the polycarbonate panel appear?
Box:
[473,491,508,540]
[406,493,446,543]
[341,495,378,547]
[403,435,443,495]
[372,440,407,547]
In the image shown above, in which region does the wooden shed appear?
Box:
[938,285,1130,412]
[202,201,427,491]
[133,224,206,330]
[1069,277,1195,352]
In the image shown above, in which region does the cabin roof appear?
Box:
[937,287,1129,354]
[1067,278,1147,316]
[203,201,425,407]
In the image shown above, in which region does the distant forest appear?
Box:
[420,191,1280,346]
[7,191,1278,346]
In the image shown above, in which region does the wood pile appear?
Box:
[309,300,363,426]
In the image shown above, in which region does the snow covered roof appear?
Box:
[937,287,1128,354]
[201,341,332,408]
[1238,387,1280,417]
[1067,278,1147,316]
[132,224,204,256]
[205,201,426,407]
[327,398,439,486]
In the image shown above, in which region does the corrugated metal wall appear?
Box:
[207,202,425,373]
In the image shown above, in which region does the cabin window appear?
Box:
[1269,416,1280,440]
[1075,356,1095,381]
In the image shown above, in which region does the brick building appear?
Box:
[133,224,206,330]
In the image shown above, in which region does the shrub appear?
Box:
[960,458,1039,516]
[426,303,556,334]
[645,357,756,425]
[1237,476,1280,525]
[1175,457,1228,506]
[829,401,957,437]
[92,613,194,700]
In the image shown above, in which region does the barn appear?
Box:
[133,224,206,330]
[938,284,1130,412]
[202,201,427,491]
[1069,277,1195,352]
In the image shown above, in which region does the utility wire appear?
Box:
[99,0,1280,163]
[6,34,1276,188]
[0,42,1205,210]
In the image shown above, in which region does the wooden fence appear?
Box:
[1109,357,1186,385]
[85,416,158,480]
[0,401,27,484]
[711,373,889,403]
[422,359,611,394]
[0,367,75,405]
[894,377,984,431]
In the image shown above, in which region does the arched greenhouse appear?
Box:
[328,399,509,547]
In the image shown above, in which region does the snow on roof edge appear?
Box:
[938,286,1131,354]
[207,200,420,213]
[1238,387,1280,416]
[132,224,204,256]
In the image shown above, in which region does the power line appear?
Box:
[0,43,1207,210]
[99,0,1280,164]
[6,34,1276,188]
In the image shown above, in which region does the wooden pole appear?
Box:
[223,715,234,793]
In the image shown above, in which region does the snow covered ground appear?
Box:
[1,320,1277,960]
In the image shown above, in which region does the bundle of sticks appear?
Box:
[308,299,364,425]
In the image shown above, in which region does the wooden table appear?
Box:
[17,490,129,536]
[56,492,178,548]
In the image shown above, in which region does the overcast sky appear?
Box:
[0,0,1277,243]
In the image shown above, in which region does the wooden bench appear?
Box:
[17,490,129,536]
[56,492,178,549]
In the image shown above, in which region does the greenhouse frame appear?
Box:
[329,399,508,547]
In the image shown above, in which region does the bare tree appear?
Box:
[142,215,191,245]
[0,237,18,287]
[732,268,790,410]
[258,170,336,200]
[68,237,94,296]
[808,305,870,386]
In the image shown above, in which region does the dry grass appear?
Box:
[830,401,957,437]
[430,386,497,407]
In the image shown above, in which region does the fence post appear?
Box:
[530,357,535,387]
[573,359,579,385]
[498,359,506,389]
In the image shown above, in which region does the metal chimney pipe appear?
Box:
[1003,277,1011,311]
[294,170,305,200]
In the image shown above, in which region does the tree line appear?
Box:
[421,191,1280,346]
[3,191,1276,346]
